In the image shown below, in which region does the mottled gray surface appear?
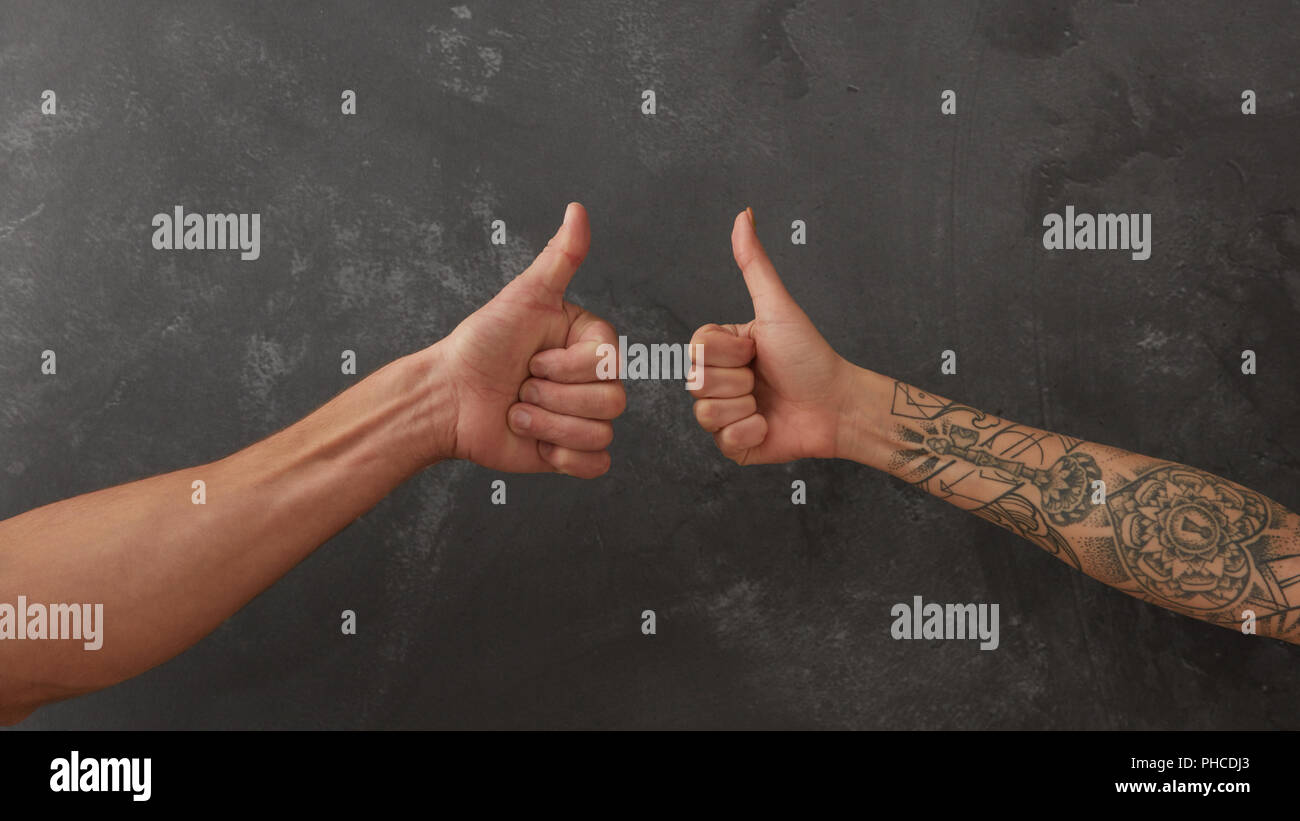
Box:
[1,0,1298,729]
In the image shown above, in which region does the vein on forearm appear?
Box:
[0,352,445,704]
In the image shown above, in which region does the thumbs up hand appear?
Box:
[689,208,859,465]
[429,202,625,478]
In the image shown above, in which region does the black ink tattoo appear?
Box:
[968,489,1082,569]
[925,424,1100,526]
[885,381,1300,639]
[887,382,1092,568]
[1105,465,1265,610]
[1102,464,1300,637]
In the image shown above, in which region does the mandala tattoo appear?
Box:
[886,381,1300,638]
[1105,466,1266,610]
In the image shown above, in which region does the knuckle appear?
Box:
[592,421,614,449]
[531,411,559,439]
[690,323,721,347]
[561,448,609,479]
[606,384,628,417]
[718,425,737,448]
[694,401,718,431]
[714,433,743,463]
[738,368,755,392]
[550,448,576,473]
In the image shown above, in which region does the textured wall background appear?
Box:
[1,0,1298,729]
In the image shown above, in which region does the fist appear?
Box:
[689,209,855,465]
[434,203,626,478]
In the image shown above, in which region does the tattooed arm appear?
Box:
[690,208,1300,642]
[837,377,1300,640]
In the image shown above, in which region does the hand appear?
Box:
[689,208,859,465]
[430,202,625,478]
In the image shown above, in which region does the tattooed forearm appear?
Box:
[876,380,1300,643]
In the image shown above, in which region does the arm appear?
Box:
[0,203,625,723]
[689,208,1300,644]
[837,371,1300,641]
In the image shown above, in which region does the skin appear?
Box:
[0,202,625,725]
[4,204,1294,726]
[691,208,1300,645]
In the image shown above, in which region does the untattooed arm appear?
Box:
[0,203,626,723]
[689,208,1300,643]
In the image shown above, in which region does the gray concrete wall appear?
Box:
[2,0,1297,728]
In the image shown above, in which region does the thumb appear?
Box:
[731,207,796,318]
[521,202,590,295]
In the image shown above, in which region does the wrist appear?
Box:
[832,363,894,467]
[401,342,460,467]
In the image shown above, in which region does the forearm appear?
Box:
[836,366,1300,644]
[0,345,454,719]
